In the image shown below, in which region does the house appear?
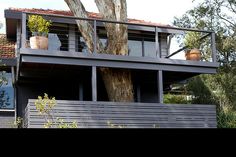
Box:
[0,8,219,128]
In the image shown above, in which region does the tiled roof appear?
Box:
[0,34,15,58]
[9,8,170,27]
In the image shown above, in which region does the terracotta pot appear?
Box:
[30,36,48,50]
[185,48,201,61]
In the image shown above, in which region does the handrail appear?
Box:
[21,12,216,63]
[166,33,211,58]
[22,11,214,34]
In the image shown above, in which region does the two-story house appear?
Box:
[0,8,219,128]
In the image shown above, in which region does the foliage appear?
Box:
[164,93,190,104]
[107,121,159,128]
[57,118,78,128]
[0,71,9,109]
[217,106,236,128]
[173,0,236,127]
[35,93,78,128]
[186,75,217,105]
[107,121,126,128]
[13,117,23,128]
[174,0,236,65]
[27,15,52,36]
[184,31,202,49]
[0,90,11,108]
[35,93,56,115]
[0,71,7,87]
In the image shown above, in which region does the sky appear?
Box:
[0,0,196,33]
[0,0,197,59]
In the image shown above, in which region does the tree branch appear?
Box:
[64,0,104,53]
[228,1,236,14]
[216,9,236,28]
[214,1,236,28]
[95,0,128,55]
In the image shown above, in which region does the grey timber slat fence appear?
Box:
[0,116,15,128]
[24,99,217,128]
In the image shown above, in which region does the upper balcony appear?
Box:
[5,9,219,78]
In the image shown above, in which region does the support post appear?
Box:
[157,70,163,103]
[142,38,145,57]
[136,84,141,102]
[92,66,97,101]
[16,20,22,53]
[69,25,76,52]
[155,27,160,58]
[79,81,83,101]
[11,66,17,122]
[167,35,173,56]
[211,32,217,62]
[93,20,97,54]
[21,13,27,49]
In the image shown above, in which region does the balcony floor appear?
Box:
[19,48,219,72]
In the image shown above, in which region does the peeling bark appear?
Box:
[101,68,133,102]
[95,0,128,55]
[65,0,134,102]
[64,0,104,53]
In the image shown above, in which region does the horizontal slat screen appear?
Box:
[24,100,217,128]
[0,116,15,128]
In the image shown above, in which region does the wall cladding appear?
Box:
[24,100,217,128]
[0,112,15,128]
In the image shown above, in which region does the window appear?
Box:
[0,73,14,109]
[48,23,69,51]
[144,41,156,58]
[128,40,142,57]
[48,33,62,51]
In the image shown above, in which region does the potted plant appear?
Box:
[27,15,52,50]
[184,32,201,61]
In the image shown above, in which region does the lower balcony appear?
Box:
[23,99,217,128]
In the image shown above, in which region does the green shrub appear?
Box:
[184,31,201,49]
[164,93,190,104]
[217,107,236,128]
[35,93,78,128]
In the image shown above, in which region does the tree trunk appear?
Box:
[65,0,134,102]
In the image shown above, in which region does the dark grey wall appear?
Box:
[140,82,158,103]
[135,70,159,103]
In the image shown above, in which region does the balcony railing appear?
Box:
[19,12,217,63]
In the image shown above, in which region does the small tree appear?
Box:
[35,93,78,128]
[184,31,202,49]
[27,15,52,36]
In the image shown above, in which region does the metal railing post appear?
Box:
[93,20,97,54]
[21,13,27,49]
[157,70,163,103]
[92,66,97,101]
[211,32,217,62]
[155,27,160,58]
